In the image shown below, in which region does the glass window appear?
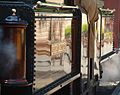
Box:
[34,12,73,91]
[101,16,113,56]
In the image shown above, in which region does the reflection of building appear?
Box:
[104,0,120,49]
[35,12,73,90]
[35,12,65,42]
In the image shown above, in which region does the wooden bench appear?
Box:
[35,41,66,65]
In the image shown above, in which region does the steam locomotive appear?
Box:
[0,0,115,95]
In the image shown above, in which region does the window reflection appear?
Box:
[81,13,88,91]
[94,15,101,76]
[101,16,113,56]
[34,13,72,90]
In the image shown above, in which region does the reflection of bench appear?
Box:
[35,41,66,65]
[63,38,72,64]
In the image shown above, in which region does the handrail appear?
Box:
[34,1,79,9]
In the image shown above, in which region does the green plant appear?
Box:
[65,25,71,37]
[82,24,88,33]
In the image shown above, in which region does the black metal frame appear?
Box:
[99,9,115,61]
[0,1,82,95]
[33,5,82,95]
[98,8,115,80]
[0,1,105,95]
